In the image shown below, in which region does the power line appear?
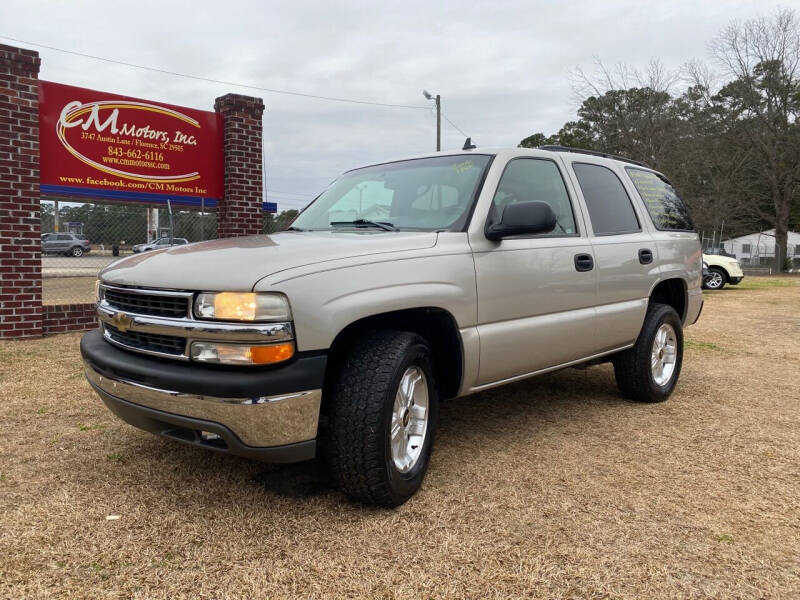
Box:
[3,34,476,142]
[0,34,430,110]
[442,112,468,137]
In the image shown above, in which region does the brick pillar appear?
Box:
[214,94,265,238]
[0,45,42,338]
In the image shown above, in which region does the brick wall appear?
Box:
[0,44,42,338]
[0,46,267,340]
[214,94,265,238]
[43,303,96,334]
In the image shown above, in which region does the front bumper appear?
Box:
[729,276,744,285]
[81,329,326,462]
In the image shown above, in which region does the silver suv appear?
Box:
[132,237,189,253]
[41,233,91,257]
[81,146,703,506]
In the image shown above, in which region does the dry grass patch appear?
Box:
[42,276,97,305]
[1,278,799,598]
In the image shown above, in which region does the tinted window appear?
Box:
[491,159,576,235]
[572,163,640,235]
[56,234,72,241]
[626,168,694,231]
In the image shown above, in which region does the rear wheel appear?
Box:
[613,303,683,403]
[703,267,726,290]
[326,330,438,507]
[69,246,84,257]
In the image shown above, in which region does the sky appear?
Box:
[0,0,785,212]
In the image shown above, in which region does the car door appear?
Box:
[469,155,598,386]
[41,234,54,253]
[54,234,72,252]
[565,159,659,351]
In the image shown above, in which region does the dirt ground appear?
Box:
[1,277,798,599]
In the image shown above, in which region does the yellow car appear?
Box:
[702,253,744,289]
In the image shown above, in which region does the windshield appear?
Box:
[292,154,493,232]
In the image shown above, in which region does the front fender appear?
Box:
[254,240,477,351]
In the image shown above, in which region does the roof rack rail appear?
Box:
[538,145,649,168]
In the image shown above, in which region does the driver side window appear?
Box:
[491,158,577,235]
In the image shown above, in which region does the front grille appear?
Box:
[104,324,186,356]
[104,288,189,318]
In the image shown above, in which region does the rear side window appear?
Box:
[626,168,694,231]
[572,163,640,235]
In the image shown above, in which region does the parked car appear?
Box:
[704,246,736,258]
[81,146,703,506]
[702,253,744,289]
[41,233,91,257]
[132,237,189,253]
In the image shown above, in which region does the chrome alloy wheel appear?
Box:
[705,270,723,289]
[651,323,678,386]
[390,365,429,473]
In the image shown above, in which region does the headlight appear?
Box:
[190,341,295,365]
[194,292,291,322]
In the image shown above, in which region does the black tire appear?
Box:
[70,246,84,257]
[613,303,683,403]
[703,267,727,290]
[326,330,438,507]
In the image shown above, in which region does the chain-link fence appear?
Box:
[40,200,218,305]
[701,233,800,273]
[40,201,303,305]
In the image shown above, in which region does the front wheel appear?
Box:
[703,267,726,290]
[613,303,683,403]
[326,331,438,507]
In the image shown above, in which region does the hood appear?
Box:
[703,253,739,264]
[101,231,438,290]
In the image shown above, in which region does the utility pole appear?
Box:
[423,90,441,152]
[435,94,441,152]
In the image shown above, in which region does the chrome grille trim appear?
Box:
[101,284,192,319]
[96,284,294,361]
[103,325,191,361]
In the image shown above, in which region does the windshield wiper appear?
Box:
[330,219,397,231]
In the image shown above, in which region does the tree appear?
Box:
[708,8,800,270]
[263,209,299,234]
[518,132,558,148]
[516,11,800,258]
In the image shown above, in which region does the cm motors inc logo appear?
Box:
[56,99,202,184]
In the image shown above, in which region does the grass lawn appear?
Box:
[1,279,799,598]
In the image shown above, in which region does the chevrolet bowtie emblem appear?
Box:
[111,311,134,333]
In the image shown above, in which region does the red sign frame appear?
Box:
[38,80,223,208]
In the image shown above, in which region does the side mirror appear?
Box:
[485,201,557,241]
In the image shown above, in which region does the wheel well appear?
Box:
[708,265,729,278]
[323,308,463,404]
[650,279,687,321]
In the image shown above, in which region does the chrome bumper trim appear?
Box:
[85,365,321,447]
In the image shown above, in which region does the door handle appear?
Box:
[574,253,594,272]
[639,248,653,265]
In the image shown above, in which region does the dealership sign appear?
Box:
[38,81,223,208]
